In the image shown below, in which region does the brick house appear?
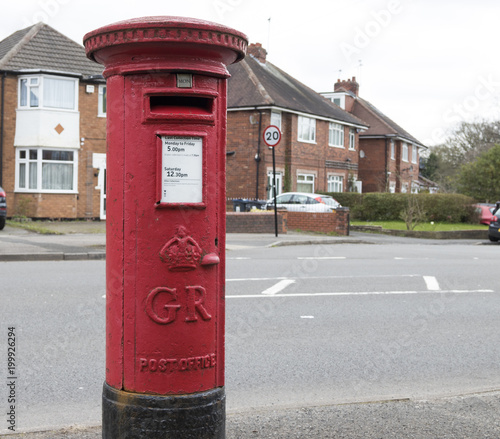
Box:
[0,23,107,219]
[322,77,426,193]
[226,44,368,202]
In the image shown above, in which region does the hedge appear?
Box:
[322,192,477,223]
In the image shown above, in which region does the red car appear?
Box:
[475,203,496,225]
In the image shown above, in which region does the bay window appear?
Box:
[16,148,78,192]
[18,75,77,110]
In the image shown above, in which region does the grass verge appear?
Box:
[6,220,63,235]
[350,220,488,232]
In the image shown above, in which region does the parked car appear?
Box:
[488,205,500,242]
[475,203,496,225]
[0,186,6,230]
[265,192,341,212]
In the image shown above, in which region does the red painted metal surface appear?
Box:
[84,17,247,395]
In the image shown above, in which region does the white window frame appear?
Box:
[98,84,107,117]
[328,175,344,192]
[267,170,283,199]
[328,122,344,148]
[389,181,396,193]
[297,173,315,193]
[18,74,78,111]
[349,128,355,150]
[19,77,40,108]
[402,142,409,162]
[390,140,395,160]
[298,116,316,143]
[15,147,78,194]
[411,144,418,164]
[271,110,281,130]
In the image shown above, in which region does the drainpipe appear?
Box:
[384,137,388,192]
[0,71,5,186]
[255,110,263,199]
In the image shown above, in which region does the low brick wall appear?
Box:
[286,208,350,236]
[226,212,287,234]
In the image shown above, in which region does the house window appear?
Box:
[390,140,395,160]
[329,123,344,147]
[18,75,77,110]
[98,85,107,117]
[298,116,316,143]
[401,183,409,193]
[297,173,314,193]
[333,98,341,106]
[267,171,283,199]
[349,128,355,150]
[412,144,418,164]
[271,111,281,129]
[402,142,409,162]
[16,148,77,192]
[328,175,344,192]
[389,181,396,193]
[20,78,39,107]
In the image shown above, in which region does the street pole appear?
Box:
[272,145,278,237]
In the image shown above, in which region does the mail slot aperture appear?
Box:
[150,95,213,115]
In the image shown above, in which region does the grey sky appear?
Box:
[2,0,500,147]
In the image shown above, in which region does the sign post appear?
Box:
[263,125,281,237]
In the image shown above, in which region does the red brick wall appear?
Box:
[358,137,419,193]
[1,75,18,210]
[226,209,350,235]
[358,137,388,192]
[226,109,270,200]
[286,208,350,235]
[78,81,107,218]
[226,211,287,233]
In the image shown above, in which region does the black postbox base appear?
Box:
[102,382,225,438]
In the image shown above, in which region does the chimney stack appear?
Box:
[248,42,267,63]
[334,76,359,96]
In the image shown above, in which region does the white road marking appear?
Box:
[227,277,288,282]
[227,274,420,282]
[261,279,296,295]
[226,289,494,299]
[423,276,441,291]
[300,316,315,319]
[297,257,346,260]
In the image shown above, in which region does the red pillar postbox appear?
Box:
[84,17,247,438]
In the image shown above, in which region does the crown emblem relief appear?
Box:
[159,226,202,272]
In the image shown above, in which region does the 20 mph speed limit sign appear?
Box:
[263,125,281,147]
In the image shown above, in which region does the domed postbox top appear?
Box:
[84,16,248,77]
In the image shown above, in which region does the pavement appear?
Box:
[0,220,378,262]
[0,220,490,262]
